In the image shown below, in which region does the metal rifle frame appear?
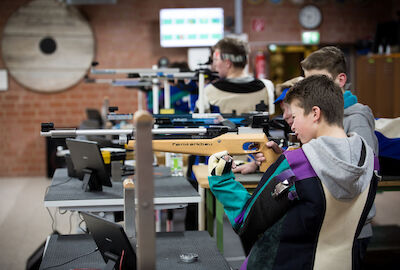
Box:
[87,61,216,114]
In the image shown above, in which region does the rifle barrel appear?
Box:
[40,128,209,138]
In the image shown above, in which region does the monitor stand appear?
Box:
[82,168,103,192]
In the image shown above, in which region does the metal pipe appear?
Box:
[138,91,143,111]
[152,79,159,114]
[198,71,205,114]
[90,67,180,75]
[164,80,171,109]
[235,0,243,34]
[152,65,159,114]
[40,127,208,137]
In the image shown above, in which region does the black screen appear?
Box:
[81,211,136,270]
[66,138,112,190]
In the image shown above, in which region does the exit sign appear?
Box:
[302,31,320,45]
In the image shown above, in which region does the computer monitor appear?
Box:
[81,211,136,270]
[66,138,112,192]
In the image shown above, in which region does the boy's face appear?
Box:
[289,101,317,144]
[212,49,230,78]
[280,102,293,127]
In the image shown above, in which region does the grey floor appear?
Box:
[0,176,400,269]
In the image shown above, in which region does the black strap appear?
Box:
[358,140,367,167]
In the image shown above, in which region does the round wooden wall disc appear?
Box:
[1,0,95,93]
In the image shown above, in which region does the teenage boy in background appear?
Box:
[208,75,378,269]
[301,46,378,154]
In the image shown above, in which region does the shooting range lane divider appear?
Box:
[133,110,155,270]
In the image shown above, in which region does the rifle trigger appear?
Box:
[247,142,258,150]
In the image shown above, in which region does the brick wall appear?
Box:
[0,0,396,176]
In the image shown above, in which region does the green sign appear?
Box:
[302,31,320,45]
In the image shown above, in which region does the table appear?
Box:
[376,176,400,192]
[39,231,231,270]
[193,164,400,254]
[45,167,200,212]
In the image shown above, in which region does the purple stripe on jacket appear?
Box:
[374,156,380,171]
[274,169,296,183]
[235,210,245,224]
[283,148,317,180]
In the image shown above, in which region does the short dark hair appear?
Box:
[284,75,344,127]
[300,46,346,79]
[213,37,248,68]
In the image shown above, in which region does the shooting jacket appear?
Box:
[203,77,270,114]
[208,134,379,270]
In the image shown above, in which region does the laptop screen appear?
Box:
[81,211,136,270]
[66,138,112,192]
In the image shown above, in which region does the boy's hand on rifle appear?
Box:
[232,141,283,175]
[254,141,283,165]
[232,161,258,174]
[208,151,236,176]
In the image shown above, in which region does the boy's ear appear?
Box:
[312,106,321,122]
[335,73,347,89]
[225,59,233,68]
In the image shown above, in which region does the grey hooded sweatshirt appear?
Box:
[344,103,378,238]
[302,133,375,239]
[344,103,379,155]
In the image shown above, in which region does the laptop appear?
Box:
[81,211,136,270]
[66,138,112,192]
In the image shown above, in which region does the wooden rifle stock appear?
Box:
[126,133,281,172]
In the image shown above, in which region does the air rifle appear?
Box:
[139,113,283,171]
[86,61,219,114]
[41,122,280,172]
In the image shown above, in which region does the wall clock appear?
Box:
[298,5,322,29]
